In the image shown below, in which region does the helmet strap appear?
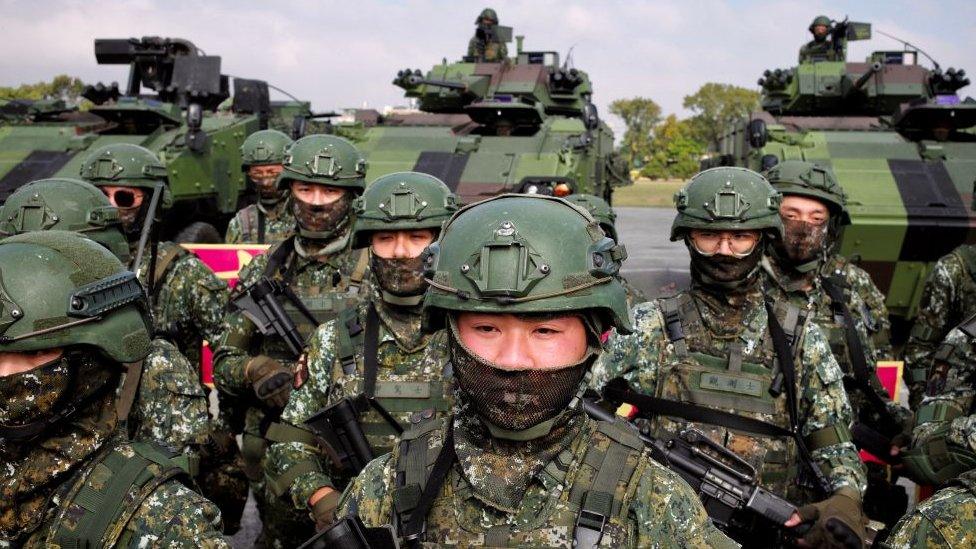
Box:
[380,290,424,308]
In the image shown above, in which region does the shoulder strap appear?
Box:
[152,244,188,291]
[394,419,455,547]
[238,207,254,240]
[262,236,297,279]
[51,442,191,548]
[574,421,643,549]
[659,294,693,356]
[349,249,369,294]
[257,207,267,245]
[336,307,365,375]
[362,303,380,399]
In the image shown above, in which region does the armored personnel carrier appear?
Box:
[0,37,281,241]
[708,21,976,322]
[346,31,630,204]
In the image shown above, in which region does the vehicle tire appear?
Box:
[174,221,222,244]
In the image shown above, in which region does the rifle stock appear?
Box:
[233,276,306,356]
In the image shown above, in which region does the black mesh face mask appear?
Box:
[448,318,594,432]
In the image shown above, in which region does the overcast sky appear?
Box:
[2,0,974,135]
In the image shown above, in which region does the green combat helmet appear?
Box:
[563,193,619,242]
[351,171,459,248]
[241,129,292,168]
[0,230,150,362]
[277,134,367,192]
[762,160,851,226]
[809,15,831,31]
[422,194,632,335]
[79,143,172,208]
[476,7,498,24]
[670,167,783,241]
[0,178,131,263]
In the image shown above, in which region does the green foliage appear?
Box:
[0,75,87,103]
[682,83,760,145]
[609,97,661,167]
[640,115,705,180]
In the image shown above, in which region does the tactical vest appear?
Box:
[654,293,812,500]
[908,244,976,371]
[237,204,266,244]
[44,440,192,548]
[391,416,643,548]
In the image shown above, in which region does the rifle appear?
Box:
[299,514,398,549]
[303,397,376,478]
[232,276,306,357]
[582,400,803,539]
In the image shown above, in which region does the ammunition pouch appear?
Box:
[902,425,976,485]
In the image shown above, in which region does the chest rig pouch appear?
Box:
[652,293,835,499]
[390,416,641,548]
[46,440,193,548]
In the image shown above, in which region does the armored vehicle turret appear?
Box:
[708,20,976,323]
[0,36,295,241]
[343,31,630,204]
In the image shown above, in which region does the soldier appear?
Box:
[337,194,736,547]
[799,15,840,62]
[467,7,508,62]
[761,161,909,528]
[226,129,296,245]
[564,193,648,308]
[0,230,226,547]
[0,177,247,534]
[590,167,867,546]
[265,172,458,530]
[213,134,369,548]
[904,244,976,409]
[882,469,976,548]
[78,144,249,532]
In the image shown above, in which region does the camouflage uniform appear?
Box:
[266,294,452,509]
[467,8,508,62]
[905,244,976,409]
[798,15,840,62]
[883,469,976,548]
[225,200,295,245]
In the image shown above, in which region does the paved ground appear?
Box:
[615,206,690,296]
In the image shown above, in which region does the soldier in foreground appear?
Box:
[0,231,226,547]
[266,172,458,530]
[904,243,976,409]
[337,194,736,547]
[883,469,976,548]
[591,167,867,547]
[225,129,296,245]
[467,7,507,62]
[563,193,648,308]
[760,161,909,529]
[213,134,369,547]
[79,143,249,532]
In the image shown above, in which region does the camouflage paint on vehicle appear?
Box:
[708,21,976,320]
[343,33,630,204]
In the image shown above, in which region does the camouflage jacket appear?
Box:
[130,338,211,457]
[467,34,508,61]
[338,412,738,548]
[212,233,369,398]
[911,323,976,454]
[906,245,976,409]
[590,284,866,502]
[884,469,976,548]
[798,38,840,62]
[761,254,906,428]
[266,294,452,509]
[136,241,228,367]
[224,200,295,245]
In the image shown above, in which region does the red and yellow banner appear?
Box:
[181,244,271,384]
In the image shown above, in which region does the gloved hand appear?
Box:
[902,422,976,485]
[792,488,866,549]
[310,487,341,531]
[244,355,294,409]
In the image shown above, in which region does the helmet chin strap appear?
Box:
[380,290,424,307]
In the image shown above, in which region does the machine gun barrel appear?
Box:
[851,62,883,93]
[405,74,467,91]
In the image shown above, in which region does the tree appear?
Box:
[641,115,705,180]
[0,75,87,104]
[682,83,760,145]
[609,97,662,168]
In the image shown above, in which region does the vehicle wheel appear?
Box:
[174,221,222,244]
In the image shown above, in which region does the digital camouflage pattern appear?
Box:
[590,285,867,502]
[130,338,210,455]
[911,325,976,454]
[224,200,296,245]
[266,292,452,510]
[762,253,906,427]
[338,412,737,548]
[883,469,976,549]
[905,245,976,409]
[136,241,228,367]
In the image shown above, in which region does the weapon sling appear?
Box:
[401,422,455,546]
[360,302,403,435]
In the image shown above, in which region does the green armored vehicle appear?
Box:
[345,30,630,204]
[0,37,280,241]
[708,19,976,322]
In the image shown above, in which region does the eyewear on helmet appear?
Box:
[689,229,761,258]
[100,186,145,209]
